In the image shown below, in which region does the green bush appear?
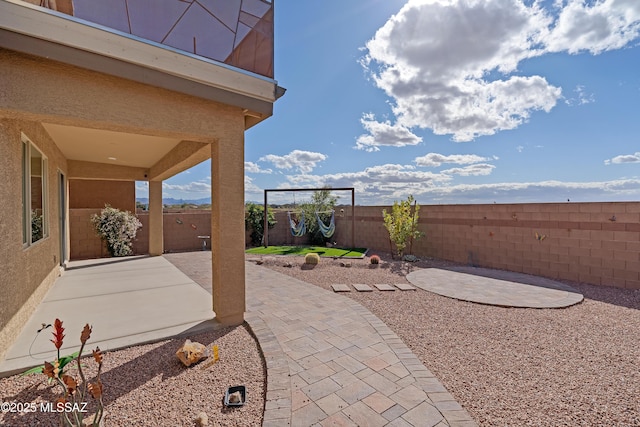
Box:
[382,195,424,259]
[245,203,276,246]
[91,205,142,257]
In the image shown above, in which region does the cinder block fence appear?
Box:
[69,202,640,289]
[331,203,640,290]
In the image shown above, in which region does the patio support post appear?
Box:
[148,180,164,256]
[211,124,245,326]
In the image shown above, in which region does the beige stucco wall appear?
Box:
[69,179,135,211]
[0,49,241,142]
[0,118,68,361]
[0,46,253,348]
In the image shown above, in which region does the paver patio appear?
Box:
[166,253,476,427]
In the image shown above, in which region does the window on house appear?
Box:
[22,134,48,246]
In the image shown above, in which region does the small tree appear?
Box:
[382,195,423,259]
[245,203,276,246]
[91,205,142,257]
[300,187,338,245]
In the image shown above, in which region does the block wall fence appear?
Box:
[69,209,213,259]
[69,202,640,289]
[330,202,640,290]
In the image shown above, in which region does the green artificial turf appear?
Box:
[245,245,368,258]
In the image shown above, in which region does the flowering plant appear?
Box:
[41,319,105,427]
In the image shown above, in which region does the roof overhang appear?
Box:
[0,0,283,125]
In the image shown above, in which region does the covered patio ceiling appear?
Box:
[44,123,212,181]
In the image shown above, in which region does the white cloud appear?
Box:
[244,175,262,194]
[565,85,595,106]
[441,163,496,176]
[416,179,640,204]
[162,181,211,193]
[273,158,640,204]
[546,0,640,54]
[245,161,272,174]
[361,0,640,142]
[414,152,492,167]
[355,113,422,151]
[259,150,327,173]
[605,151,640,164]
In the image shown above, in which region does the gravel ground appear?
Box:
[251,252,640,427]
[4,253,638,426]
[0,325,264,426]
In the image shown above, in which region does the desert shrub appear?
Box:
[245,203,276,246]
[31,319,105,427]
[304,253,320,265]
[91,205,142,257]
[382,195,424,259]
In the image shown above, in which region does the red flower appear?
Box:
[51,318,65,350]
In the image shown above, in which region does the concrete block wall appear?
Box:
[70,210,212,259]
[335,203,640,290]
[154,211,212,253]
[70,202,640,289]
[69,209,107,259]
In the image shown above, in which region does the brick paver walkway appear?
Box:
[165,253,476,427]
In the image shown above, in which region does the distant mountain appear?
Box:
[136,197,211,206]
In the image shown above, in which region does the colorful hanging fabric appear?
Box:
[287,211,306,237]
[315,210,335,238]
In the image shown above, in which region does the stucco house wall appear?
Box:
[0,118,68,361]
[69,180,135,212]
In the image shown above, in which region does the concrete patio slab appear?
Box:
[0,256,216,376]
[407,267,583,308]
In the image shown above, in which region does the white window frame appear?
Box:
[22,133,48,247]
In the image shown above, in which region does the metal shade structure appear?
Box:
[263,188,355,248]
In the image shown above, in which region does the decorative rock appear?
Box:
[176,339,210,367]
[194,411,209,426]
[228,391,243,404]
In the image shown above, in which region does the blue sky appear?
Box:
[141,0,640,206]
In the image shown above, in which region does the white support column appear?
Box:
[211,125,245,326]
[148,180,163,256]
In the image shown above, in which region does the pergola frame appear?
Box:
[263,187,355,248]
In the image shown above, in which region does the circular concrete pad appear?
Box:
[407,267,583,308]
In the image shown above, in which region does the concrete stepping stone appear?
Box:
[373,284,396,291]
[331,284,351,292]
[353,284,373,292]
[394,283,416,291]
